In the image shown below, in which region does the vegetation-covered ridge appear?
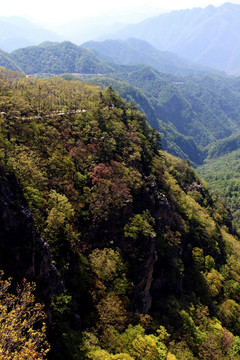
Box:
[1,68,240,359]
[7,41,114,75]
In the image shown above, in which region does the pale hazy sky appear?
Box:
[1,0,240,26]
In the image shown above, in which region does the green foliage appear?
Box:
[233,336,240,357]
[124,210,156,240]
[51,291,72,316]
[4,41,240,168]
[204,269,224,297]
[118,325,145,354]
[44,190,77,271]
[168,341,194,360]
[89,162,132,222]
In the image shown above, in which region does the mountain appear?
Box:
[1,68,240,359]
[101,3,240,74]
[10,41,114,74]
[0,16,62,52]
[82,38,216,76]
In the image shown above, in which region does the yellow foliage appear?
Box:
[96,292,127,331]
[166,353,177,360]
[89,248,120,282]
[165,170,217,237]
[111,354,134,360]
[0,271,49,359]
[131,334,160,360]
[204,269,224,297]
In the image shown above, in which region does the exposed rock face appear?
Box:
[132,178,173,314]
[146,177,173,225]
[132,235,158,314]
[0,167,63,305]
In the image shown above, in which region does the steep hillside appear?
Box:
[102,3,240,74]
[0,167,63,303]
[85,75,204,165]
[1,68,240,359]
[85,68,240,162]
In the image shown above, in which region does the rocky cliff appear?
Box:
[0,167,63,306]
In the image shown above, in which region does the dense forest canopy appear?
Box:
[1,68,240,359]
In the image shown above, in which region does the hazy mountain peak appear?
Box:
[0,16,63,52]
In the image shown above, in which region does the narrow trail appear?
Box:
[0,109,86,121]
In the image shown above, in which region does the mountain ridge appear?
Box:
[82,38,217,76]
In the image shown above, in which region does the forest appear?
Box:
[1,67,240,359]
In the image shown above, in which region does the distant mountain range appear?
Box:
[82,38,216,76]
[2,3,240,74]
[101,3,240,74]
[0,6,165,52]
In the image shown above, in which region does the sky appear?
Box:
[1,0,240,26]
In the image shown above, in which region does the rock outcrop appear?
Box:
[131,178,173,314]
[0,167,63,305]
